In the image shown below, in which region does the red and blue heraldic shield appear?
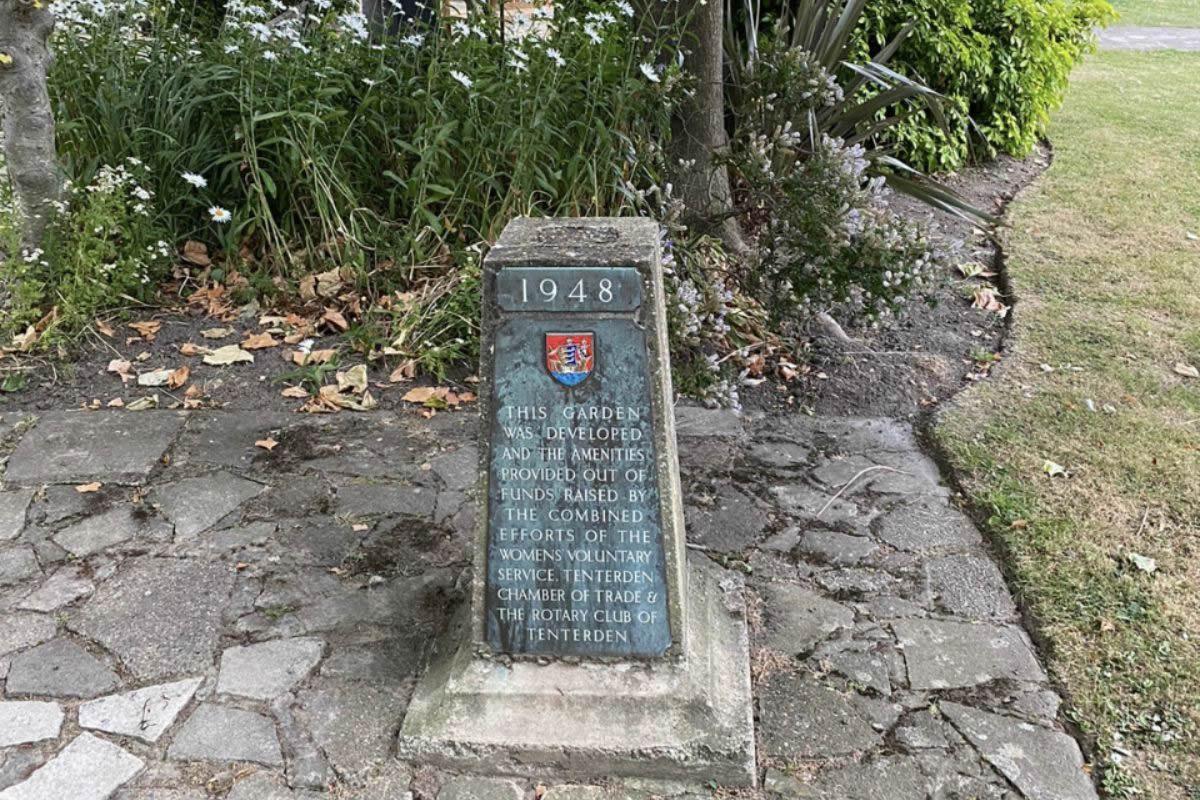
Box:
[545,332,595,387]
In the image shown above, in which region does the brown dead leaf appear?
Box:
[388,359,417,383]
[203,345,254,366]
[292,349,336,367]
[242,332,279,350]
[321,307,349,332]
[167,366,190,389]
[971,286,1009,317]
[281,385,309,398]
[128,320,162,341]
[179,343,210,357]
[74,482,102,493]
[107,359,134,383]
[95,319,116,337]
[336,364,368,395]
[107,398,126,408]
[11,326,39,351]
[255,438,279,451]
[201,327,234,340]
[1173,361,1199,379]
[181,240,211,267]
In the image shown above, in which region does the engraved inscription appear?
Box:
[484,272,670,658]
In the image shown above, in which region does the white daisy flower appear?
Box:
[450,69,472,89]
[209,206,232,223]
[546,47,565,67]
[639,62,661,83]
[182,171,208,189]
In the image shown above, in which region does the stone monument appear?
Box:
[398,218,755,785]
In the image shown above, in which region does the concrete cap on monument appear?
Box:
[397,218,756,786]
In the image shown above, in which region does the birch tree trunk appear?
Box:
[0,0,63,254]
[671,0,744,252]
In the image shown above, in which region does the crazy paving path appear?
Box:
[1098,25,1200,50]
[0,407,1096,799]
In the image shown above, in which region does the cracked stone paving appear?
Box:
[0,407,1098,799]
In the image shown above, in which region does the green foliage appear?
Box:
[3,162,172,337]
[858,0,1116,171]
[19,0,682,369]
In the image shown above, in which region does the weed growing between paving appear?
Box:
[935,50,1200,798]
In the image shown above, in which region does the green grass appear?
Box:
[934,50,1200,798]
[1111,0,1200,26]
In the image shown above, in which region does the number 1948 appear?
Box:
[521,277,615,304]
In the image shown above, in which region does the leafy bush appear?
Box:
[858,0,1116,171]
[729,30,944,328]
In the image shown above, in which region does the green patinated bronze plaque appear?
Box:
[483,265,672,657]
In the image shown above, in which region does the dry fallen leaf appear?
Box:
[203,345,255,366]
[1042,460,1068,478]
[242,332,279,350]
[322,307,349,332]
[201,327,234,340]
[128,320,162,341]
[126,394,159,411]
[107,359,134,383]
[181,240,211,267]
[95,319,116,337]
[11,326,38,351]
[107,398,126,408]
[352,523,370,532]
[402,386,439,404]
[337,364,369,395]
[137,369,172,388]
[281,385,309,399]
[75,482,102,493]
[179,342,210,357]
[972,287,1009,317]
[167,366,190,389]
[292,349,336,367]
[1173,362,1199,379]
[255,438,279,451]
[388,359,417,383]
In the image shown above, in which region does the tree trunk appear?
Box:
[0,0,63,252]
[671,0,744,252]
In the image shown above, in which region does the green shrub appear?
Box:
[858,0,1116,171]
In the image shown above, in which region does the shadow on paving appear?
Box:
[0,406,1096,799]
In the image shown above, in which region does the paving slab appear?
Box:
[759,673,882,760]
[6,638,120,698]
[168,704,283,766]
[0,733,143,800]
[70,556,234,680]
[796,530,879,566]
[438,776,524,800]
[217,638,324,700]
[893,619,1045,689]
[294,684,409,778]
[153,471,264,539]
[874,499,981,553]
[4,412,183,485]
[925,554,1016,621]
[761,581,854,655]
[52,505,172,558]
[226,771,324,799]
[0,701,64,747]
[17,566,95,612]
[0,546,40,587]
[0,490,34,541]
[79,677,202,743]
[685,485,770,552]
[1099,26,1200,51]
[942,702,1098,800]
[0,612,56,657]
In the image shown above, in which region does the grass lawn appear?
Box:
[1111,0,1200,26]
[933,50,1200,799]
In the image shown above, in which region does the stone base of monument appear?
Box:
[397,557,756,786]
